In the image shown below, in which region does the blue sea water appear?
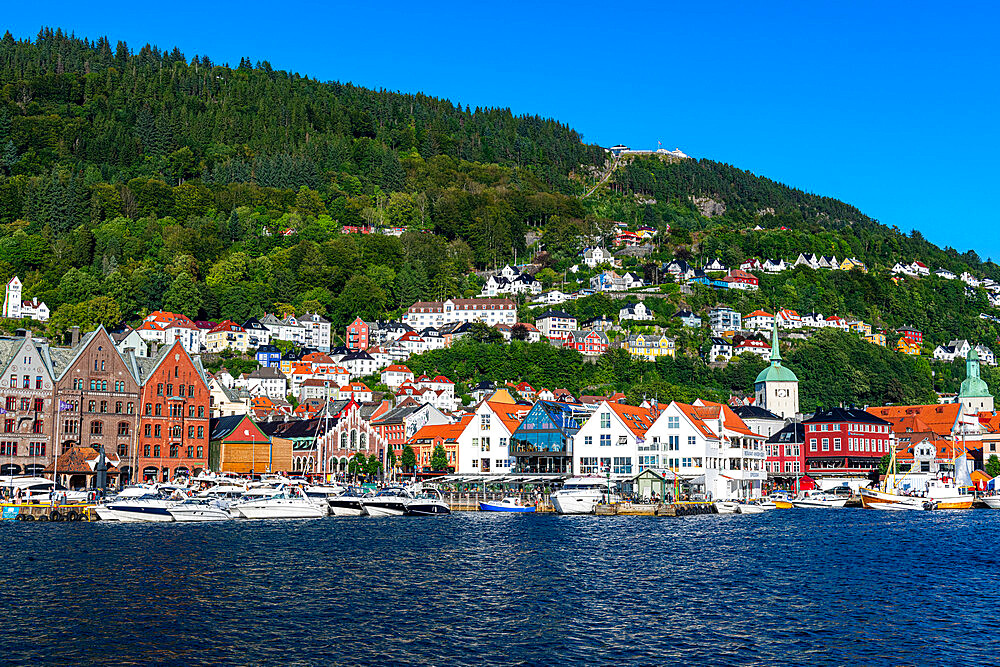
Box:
[1,510,998,666]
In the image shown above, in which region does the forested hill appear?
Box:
[0,26,996,361]
[0,28,604,190]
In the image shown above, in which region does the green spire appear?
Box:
[960,347,992,398]
[769,319,782,362]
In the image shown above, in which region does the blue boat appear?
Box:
[479,497,535,513]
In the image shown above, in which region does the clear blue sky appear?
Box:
[7,1,999,258]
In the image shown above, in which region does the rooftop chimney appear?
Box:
[69,326,81,346]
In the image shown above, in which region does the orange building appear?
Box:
[136,341,211,481]
[208,414,290,475]
[407,415,472,474]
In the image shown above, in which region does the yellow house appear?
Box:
[849,320,872,336]
[865,332,887,347]
[896,337,920,355]
[206,320,250,353]
[626,334,676,361]
[840,257,868,272]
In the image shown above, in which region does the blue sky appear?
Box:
[7,1,999,258]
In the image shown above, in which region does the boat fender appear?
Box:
[67,511,79,521]
[50,511,63,522]
[37,514,48,521]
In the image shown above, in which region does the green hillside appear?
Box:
[0,28,997,405]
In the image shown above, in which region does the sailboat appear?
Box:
[859,434,974,510]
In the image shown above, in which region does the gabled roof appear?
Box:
[605,402,655,438]
[866,404,960,437]
[804,407,892,425]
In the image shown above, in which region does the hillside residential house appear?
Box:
[619,302,655,322]
[743,310,775,331]
[709,337,733,361]
[775,309,802,328]
[582,247,615,268]
[726,269,759,290]
[709,307,741,333]
[625,334,675,361]
[535,310,577,341]
[564,330,610,356]
[205,321,249,353]
[403,298,517,329]
[674,310,702,327]
[381,364,414,389]
[734,338,771,358]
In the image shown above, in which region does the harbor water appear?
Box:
[2,510,998,665]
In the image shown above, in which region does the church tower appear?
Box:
[754,321,799,418]
[958,347,993,416]
[2,277,21,319]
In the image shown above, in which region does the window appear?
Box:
[188,426,195,439]
[29,442,45,457]
[155,404,162,416]
[687,436,696,447]
[584,435,593,447]
[189,406,196,418]
[178,384,185,398]
[810,440,817,452]
[115,402,122,414]
[145,403,152,416]
[197,426,204,439]
[197,406,204,418]
[154,425,161,438]
[0,442,15,456]
[144,444,151,457]
[169,444,179,458]
[187,445,194,458]
[188,385,194,397]
[196,446,203,458]
[144,424,151,437]
[600,434,611,447]
[32,419,43,434]
[153,444,160,457]
[90,421,103,435]
[480,413,491,430]
[668,435,679,450]
[118,423,129,437]
[118,444,129,457]
[834,438,841,450]
[100,401,107,413]
[35,376,42,389]
[157,384,163,396]
[88,400,95,412]
[822,438,829,451]
[600,413,611,429]
[166,384,173,397]
[668,416,679,429]
[22,375,29,388]
[8,375,16,388]
[4,397,12,411]
[19,398,29,411]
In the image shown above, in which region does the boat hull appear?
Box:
[983,497,1000,509]
[404,502,451,516]
[737,504,765,514]
[479,502,535,513]
[235,502,327,519]
[791,498,849,508]
[328,500,366,517]
[551,494,601,515]
[167,507,232,522]
[101,504,176,522]
[361,502,407,517]
[859,487,972,510]
[714,501,739,514]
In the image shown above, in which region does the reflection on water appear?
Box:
[1,510,997,665]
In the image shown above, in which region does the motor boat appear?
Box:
[328,488,369,517]
[790,490,849,508]
[737,503,766,514]
[304,482,345,503]
[360,487,413,517]
[95,486,183,522]
[765,492,794,509]
[984,497,1000,509]
[404,489,451,516]
[232,488,328,519]
[550,477,618,515]
[714,501,740,514]
[166,498,233,522]
[480,497,535,513]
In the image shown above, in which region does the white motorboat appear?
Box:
[96,495,179,522]
[360,488,413,516]
[757,500,777,510]
[983,497,1000,509]
[737,503,766,514]
[405,489,451,516]
[790,490,849,508]
[551,477,619,515]
[328,488,369,516]
[233,490,328,519]
[714,501,740,514]
[305,482,345,502]
[167,498,233,522]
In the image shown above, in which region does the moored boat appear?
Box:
[714,501,739,514]
[167,498,233,522]
[859,483,972,510]
[790,490,849,508]
[737,503,766,514]
[233,487,327,519]
[551,477,618,515]
[328,488,368,516]
[983,497,1000,509]
[404,490,451,516]
[360,487,412,517]
[480,497,535,513]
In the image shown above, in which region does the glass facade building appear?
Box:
[509,401,583,474]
